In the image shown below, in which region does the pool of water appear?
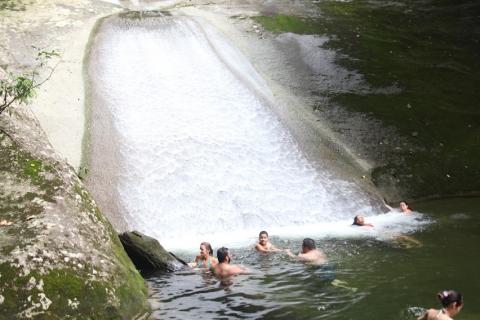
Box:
[147,198,480,319]
[83,6,480,319]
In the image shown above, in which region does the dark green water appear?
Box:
[147,198,480,319]
[254,0,480,200]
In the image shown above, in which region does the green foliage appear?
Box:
[0,47,59,115]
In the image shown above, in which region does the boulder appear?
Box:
[119,231,186,274]
[0,108,150,319]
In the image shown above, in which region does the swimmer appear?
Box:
[418,290,463,320]
[400,201,413,214]
[285,238,327,266]
[255,231,282,252]
[188,242,218,269]
[352,215,374,227]
[211,247,246,278]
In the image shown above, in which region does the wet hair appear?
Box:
[400,201,413,211]
[217,247,229,263]
[302,238,316,250]
[353,215,362,226]
[259,231,268,237]
[437,290,463,308]
[200,242,213,256]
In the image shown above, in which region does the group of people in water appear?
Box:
[188,232,326,276]
[187,201,464,319]
[352,200,412,228]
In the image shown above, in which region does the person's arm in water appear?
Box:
[296,250,328,265]
[188,255,201,268]
[284,249,296,258]
[285,249,324,261]
[228,264,247,275]
[255,242,268,252]
[268,244,283,252]
[256,242,282,252]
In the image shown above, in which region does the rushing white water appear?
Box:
[87,15,424,250]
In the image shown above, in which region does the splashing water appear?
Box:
[86,14,424,250]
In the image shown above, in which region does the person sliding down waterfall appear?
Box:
[352,215,374,227]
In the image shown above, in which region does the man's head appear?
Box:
[258,231,269,245]
[353,215,365,226]
[302,238,316,253]
[217,247,230,263]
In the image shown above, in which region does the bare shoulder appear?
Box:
[298,250,327,265]
[255,243,265,251]
[230,264,246,274]
[314,249,326,256]
[417,309,438,320]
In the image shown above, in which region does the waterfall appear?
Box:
[86,14,418,250]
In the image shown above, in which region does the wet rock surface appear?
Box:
[119,231,186,274]
[0,108,149,318]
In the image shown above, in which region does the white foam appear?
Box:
[87,16,426,251]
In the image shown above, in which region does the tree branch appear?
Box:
[0,126,14,141]
[33,61,59,89]
[0,48,59,116]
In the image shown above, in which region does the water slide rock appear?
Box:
[119,231,186,273]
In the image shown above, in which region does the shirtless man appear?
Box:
[211,247,246,278]
[255,231,282,252]
[286,238,327,265]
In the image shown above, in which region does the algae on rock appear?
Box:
[0,107,149,319]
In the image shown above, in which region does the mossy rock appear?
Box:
[0,110,149,319]
[119,231,186,274]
